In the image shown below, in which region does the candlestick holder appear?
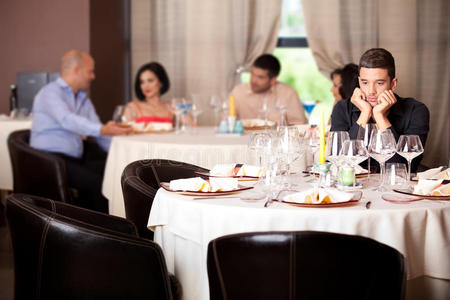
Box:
[314,162,332,187]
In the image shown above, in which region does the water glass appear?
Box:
[357,123,377,176]
[385,163,408,190]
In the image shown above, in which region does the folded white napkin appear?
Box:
[209,177,238,192]
[145,122,173,131]
[413,179,444,195]
[236,165,261,177]
[169,177,209,192]
[435,169,450,180]
[416,167,443,180]
[210,164,236,176]
[283,188,354,204]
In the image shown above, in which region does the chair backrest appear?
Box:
[121,159,208,240]
[208,231,406,300]
[7,130,72,203]
[6,194,174,300]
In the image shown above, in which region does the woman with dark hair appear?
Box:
[123,62,174,124]
[330,63,359,104]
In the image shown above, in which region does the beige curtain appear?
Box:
[131,0,282,124]
[303,0,450,167]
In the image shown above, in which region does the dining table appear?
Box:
[147,175,450,300]
[102,126,307,217]
[0,116,32,190]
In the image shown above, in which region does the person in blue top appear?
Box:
[31,49,132,212]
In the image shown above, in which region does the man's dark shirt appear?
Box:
[330,94,430,173]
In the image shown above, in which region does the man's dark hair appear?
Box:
[135,62,170,100]
[253,54,281,78]
[359,48,396,79]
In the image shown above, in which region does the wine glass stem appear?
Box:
[407,159,412,182]
[379,161,386,188]
[367,157,371,180]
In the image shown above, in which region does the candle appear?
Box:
[319,111,326,164]
[229,95,235,117]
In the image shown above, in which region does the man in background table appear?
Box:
[230,54,307,125]
[30,49,132,212]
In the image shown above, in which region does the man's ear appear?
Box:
[391,77,398,91]
[270,76,277,86]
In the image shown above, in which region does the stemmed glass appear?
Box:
[275,126,304,186]
[304,126,320,170]
[209,95,221,128]
[275,97,288,126]
[302,100,316,121]
[169,98,183,134]
[259,96,272,128]
[368,128,397,191]
[396,135,424,182]
[248,132,272,167]
[340,140,369,172]
[326,131,350,167]
[112,105,126,124]
[357,123,377,178]
[177,98,192,132]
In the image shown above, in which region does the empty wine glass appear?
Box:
[248,132,272,167]
[340,139,369,167]
[112,105,126,124]
[275,97,288,126]
[275,126,304,186]
[259,96,273,128]
[368,128,397,191]
[169,98,183,134]
[396,135,424,182]
[357,123,377,177]
[209,95,221,128]
[326,131,350,166]
[304,126,320,170]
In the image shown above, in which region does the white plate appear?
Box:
[160,182,253,196]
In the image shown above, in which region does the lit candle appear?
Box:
[229,95,235,117]
[319,111,325,164]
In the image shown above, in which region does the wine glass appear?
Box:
[340,139,369,169]
[259,96,273,128]
[275,126,304,186]
[275,97,288,126]
[209,95,221,128]
[326,131,350,166]
[368,128,397,191]
[248,132,272,167]
[396,135,424,182]
[169,98,183,134]
[303,126,320,170]
[112,105,126,124]
[356,123,377,177]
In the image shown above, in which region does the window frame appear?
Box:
[276,37,308,48]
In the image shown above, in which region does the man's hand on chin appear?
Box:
[352,88,372,127]
[373,90,396,130]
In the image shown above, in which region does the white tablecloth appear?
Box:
[0,118,32,190]
[102,127,306,217]
[148,177,450,300]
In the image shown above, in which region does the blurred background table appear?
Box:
[0,117,32,191]
[148,176,450,300]
[102,126,307,217]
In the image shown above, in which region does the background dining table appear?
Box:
[148,175,450,300]
[102,126,307,217]
[0,117,32,191]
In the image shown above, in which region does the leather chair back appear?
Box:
[121,159,208,240]
[208,231,406,300]
[7,130,72,203]
[6,193,175,300]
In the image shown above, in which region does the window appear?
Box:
[243,0,334,124]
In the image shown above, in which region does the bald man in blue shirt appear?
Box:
[31,50,132,212]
